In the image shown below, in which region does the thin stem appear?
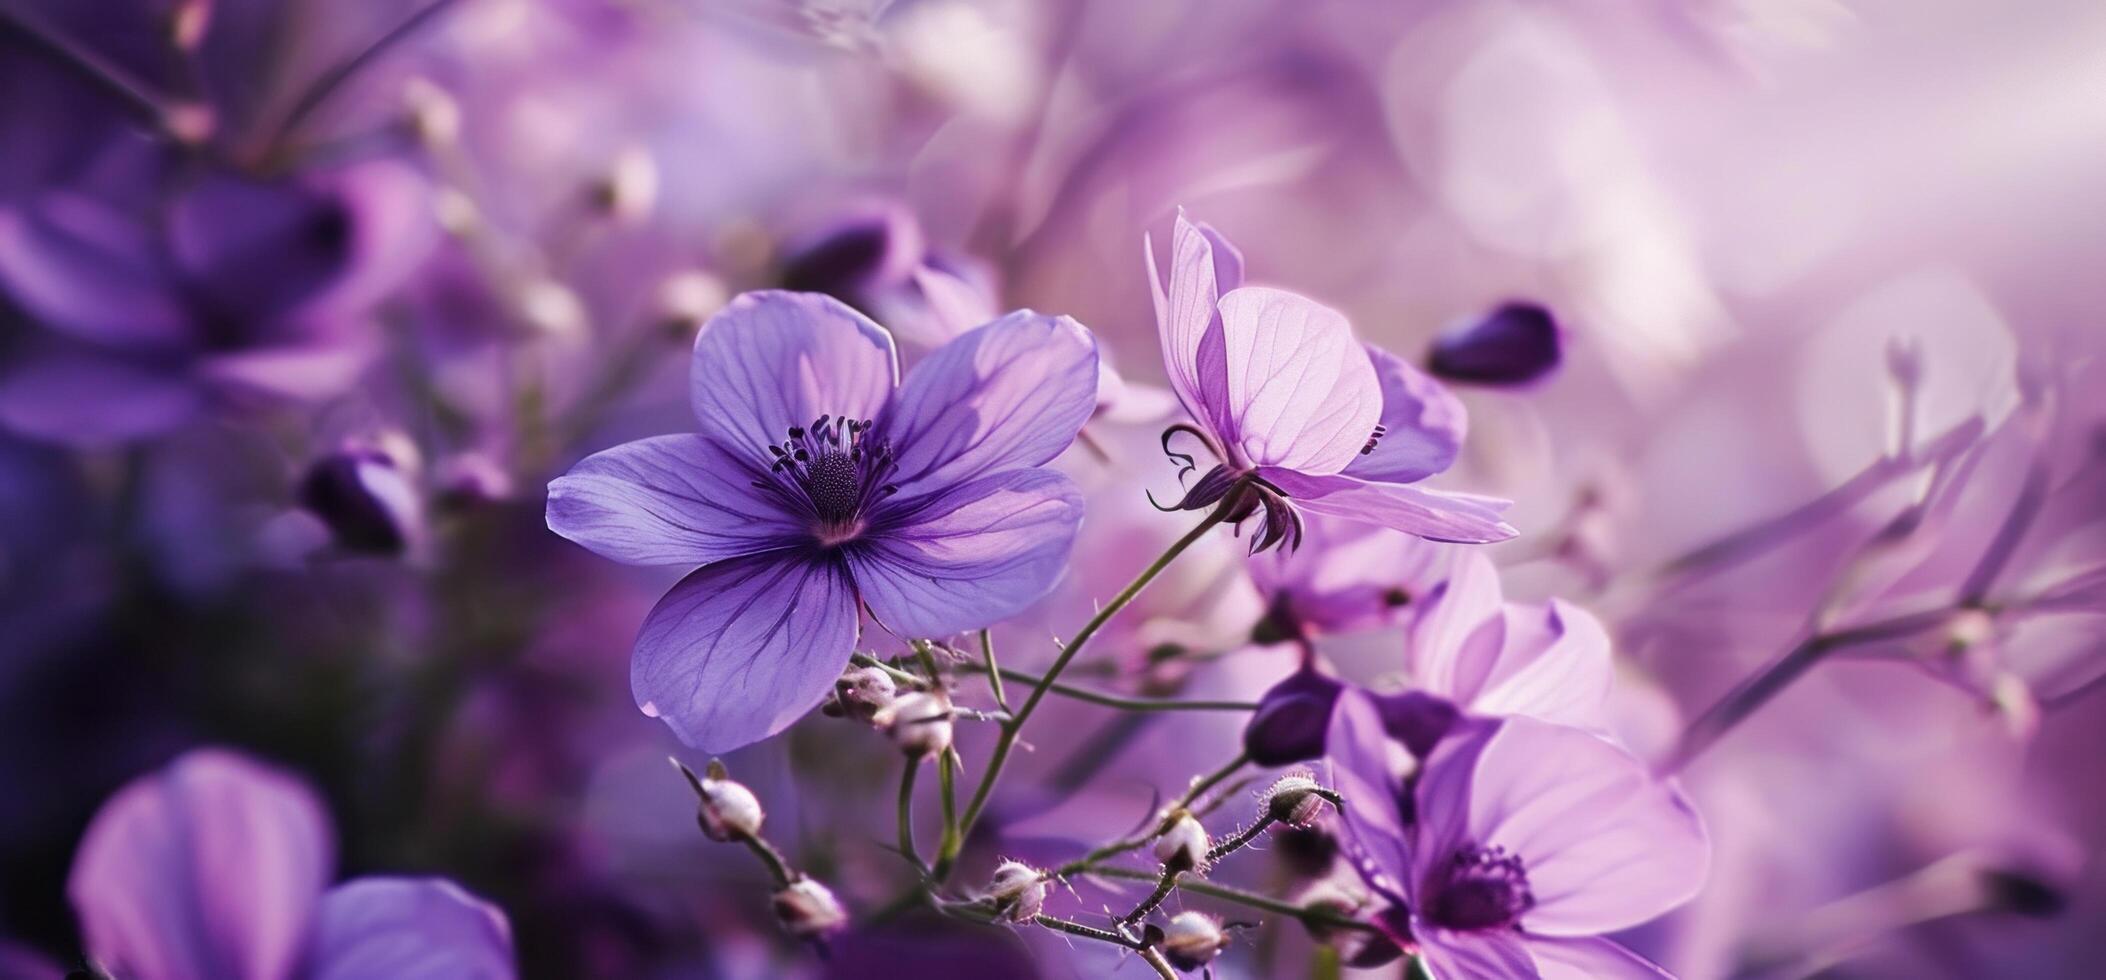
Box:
[979,629,1009,712]
[739,834,794,889]
[0,5,168,125]
[849,652,923,688]
[936,748,961,870]
[939,505,1233,881]
[269,0,469,146]
[1031,914,1149,950]
[1205,814,1277,864]
[897,758,925,874]
[1119,869,1184,925]
[1660,607,1955,773]
[1085,866,1378,933]
[969,664,1259,713]
[1054,753,1252,877]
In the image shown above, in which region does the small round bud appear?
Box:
[435,452,513,507]
[516,278,588,339]
[297,439,424,557]
[833,666,898,723]
[163,101,217,145]
[986,860,1048,923]
[874,690,953,759]
[1988,673,2039,739]
[402,78,461,148]
[433,188,480,236]
[167,0,213,51]
[591,145,658,223]
[772,878,848,940]
[1263,772,1329,828]
[692,760,764,842]
[1154,812,1210,873]
[1945,607,1997,652]
[1158,911,1228,972]
[655,271,729,338]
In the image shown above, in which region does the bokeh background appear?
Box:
[2,0,2104,977]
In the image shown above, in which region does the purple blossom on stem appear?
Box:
[546,290,1097,753]
[68,749,515,980]
[1143,212,1515,552]
[1427,302,1564,388]
[1327,697,1708,978]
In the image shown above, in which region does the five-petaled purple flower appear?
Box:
[1144,213,1515,552]
[69,748,515,980]
[547,290,1098,752]
[1328,698,1709,978]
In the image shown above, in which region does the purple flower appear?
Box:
[0,159,434,446]
[546,290,1097,752]
[1144,213,1514,551]
[1406,551,1614,731]
[1427,302,1564,388]
[778,203,998,351]
[68,748,515,980]
[1327,698,1708,978]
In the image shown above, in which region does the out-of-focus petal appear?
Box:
[852,468,1083,638]
[68,749,333,980]
[1216,287,1381,474]
[880,311,1097,503]
[687,291,898,453]
[168,174,359,325]
[1259,468,1517,543]
[198,340,376,403]
[1527,936,1673,980]
[547,435,805,567]
[1450,718,1708,936]
[631,551,859,753]
[305,877,515,980]
[1345,345,1467,484]
[1416,928,1537,980]
[1427,302,1563,387]
[0,193,188,348]
[0,346,203,446]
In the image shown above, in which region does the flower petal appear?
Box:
[1417,928,1537,980]
[631,550,859,753]
[880,310,1097,503]
[547,435,804,567]
[1468,600,1614,729]
[1323,690,1414,894]
[0,193,190,349]
[1457,718,1709,936]
[852,468,1083,638]
[306,878,516,980]
[687,290,897,453]
[67,749,333,980]
[1146,214,1239,439]
[1409,551,1507,701]
[1345,345,1466,484]
[1527,936,1673,980]
[1217,287,1381,474]
[0,346,203,446]
[1250,512,1453,635]
[1258,468,1518,543]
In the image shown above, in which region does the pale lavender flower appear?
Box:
[546,290,1096,752]
[68,748,515,980]
[778,202,997,351]
[1327,697,1708,978]
[1144,213,1514,551]
[1405,551,1615,731]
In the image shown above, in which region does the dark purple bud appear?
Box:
[1242,667,1343,766]
[1427,302,1562,387]
[779,205,925,302]
[1372,691,1459,758]
[297,445,421,556]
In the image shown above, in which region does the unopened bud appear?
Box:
[402,78,461,148]
[1158,911,1228,972]
[874,690,952,758]
[434,187,480,236]
[163,101,216,145]
[435,452,513,507]
[1988,673,2039,740]
[591,145,658,223]
[297,439,424,557]
[1154,812,1210,873]
[986,860,1048,923]
[167,0,213,51]
[1945,607,1996,652]
[1263,773,1329,827]
[516,279,587,339]
[830,665,898,723]
[655,271,729,338]
[772,877,848,939]
[684,758,764,842]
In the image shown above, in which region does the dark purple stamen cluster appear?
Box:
[1426,843,1535,932]
[1360,423,1388,456]
[755,415,899,534]
[1151,423,1304,554]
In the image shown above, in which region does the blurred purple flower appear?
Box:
[0,159,433,446]
[1144,212,1513,551]
[778,203,998,351]
[68,748,514,980]
[1427,302,1564,388]
[547,290,1096,752]
[1249,512,1455,641]
[1328,698,1708,978]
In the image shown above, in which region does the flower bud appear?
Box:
[297,440,424,557]
[435,452,514,507]
[654,271,729,339]
[167,0,213,51]
[874,690,952,759]
[1242,667,1342,766]
[690,758,765,842]
[985,860,1048,923]
[1154,812,1210,873]
[402,78,461,148]
[516,278,588,339]
[591,145,658,223]
[1263,773,1329,828]
[772,877,848,939]
[829,665,898,722]
[1427,301,1562,387]
[1158,911,1228,972]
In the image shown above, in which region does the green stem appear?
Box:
[740,834,794,889]
[896,758,925,874]
[969,664,1259,713]
[1085,866,1378,933]
[979,629,1009,711]
[1054,753,1251,877]
[936,748,961,869]
[938,506,1232,881]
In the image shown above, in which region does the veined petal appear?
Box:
[547,435,804,567]
[1323,691,1414,892]
[852,468,1083,638]
[688,291,897,454]
[1459,718,1708,937]
[1218,287,1381,474]
[1527,936,1674,980]
[881,311,1097,503]
[1406,717,1501,905]
[1259,468,1517,543]
[68,749,333,980]
[1417,928,1538,980]
[1146,214,1238,440]
[1345,345,1466,484]
[306,878,515,980]
[632,551,859,753]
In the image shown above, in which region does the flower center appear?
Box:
[757,415,899,543]
[1426,843,1534,932]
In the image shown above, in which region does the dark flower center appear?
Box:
[755,415,899,544]
[1425,844,1534,932]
